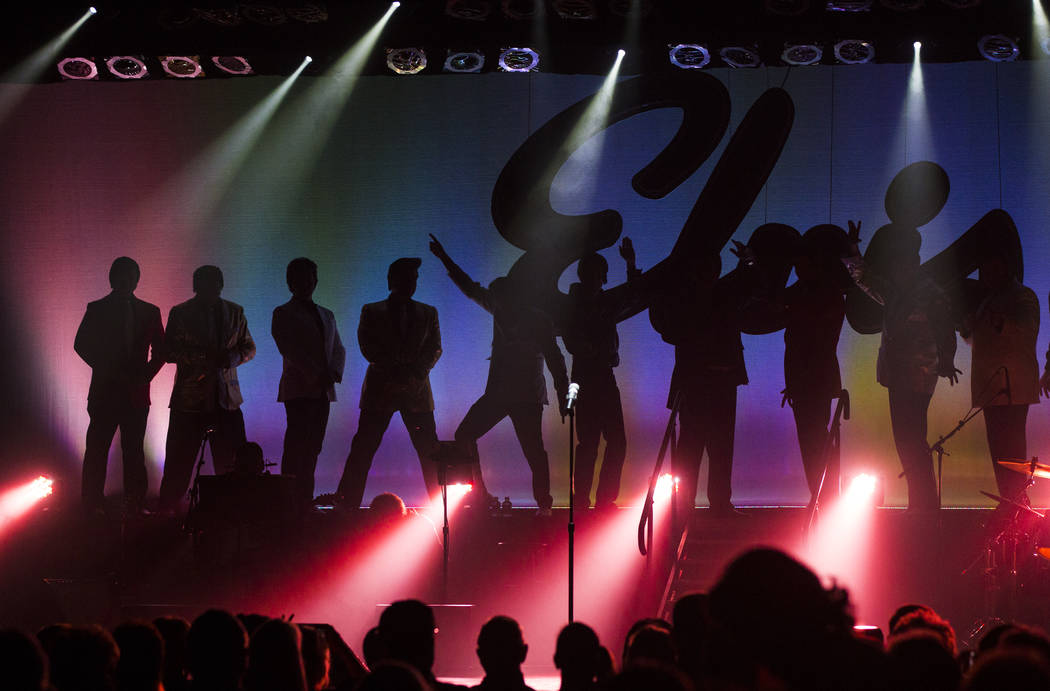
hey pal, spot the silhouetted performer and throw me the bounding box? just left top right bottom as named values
left=783, top=227, right=848, bottom=502
left=337, top=258, right=442, bottom=509
left=74, top=257, right=165, bottom=514
left=844, top=222, right=958, bottom=510
left=473, top=616, right=535, bottom=691
left=272, top=258, right=346, bottom=508
left=429, top=235, right=569, bottom=515
left=159, top=266, right=255, bottom=512
left=649, top=244, right=756, bottom=515
left=562, top=239, right=643, bottom=509
left=965, top=249, right=1040, bottom=501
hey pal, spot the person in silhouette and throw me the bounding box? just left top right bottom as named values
left=561, top=239, right=643, bottom=510
left=246, top=619, right=307, bottom=691
left=843, top=222, right=958, bottom=511
left=74, top=257, right=165, bottom=514
left=337, top=258, right=442, bottom=509
left=473, top=616, right=534, bottom=691
left=159, top=266, right=255, bottom=513
left=186, top=610, right=249, bottom=691
left=113, top=620, right=165, bottom=691
left=377, top=600, right=467, bottom=691
left=965, top=248, right=1040, bottom=502
left=554, top=622, right=603, bottom=691
left=272, top=258, right=345, bottom=508
left=429, top=235, right=569, bottom=515
left=782, top=226, right=849, bottom=503
left=649, top=242, right=758, bottom=516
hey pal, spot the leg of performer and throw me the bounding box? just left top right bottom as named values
left=985, top=404, right=1030, bottom=502
left=792, top=395, right=833, bottom=501
left=454, top=394, right=508, bottom=503
left=159, top=410, right=205, bottom=512
left=82, top=401, right=120, bottom=511
left=209, top=408, right=246, bottom=475
left=594, top=380, right=627, bottom=508
left=118, top=404, right=150, bottom=512
left=402, top=409, right=441, bottom=500
left=675, top=390, right=707, bottom=511
left=573, top=388, right=601, bottom=510
left=888, top=387, right=937, bottom=510
left=338, top=407, right=395, bottom=509
left=705, top=381, right=738, bottom=513
left=508, top=402, right=552, bottom=511
left=282, top=398, right=331, bottom=507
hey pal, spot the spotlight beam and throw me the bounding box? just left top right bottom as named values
left=142, top=56, right=313, bottom=229
left=0, top=8, right=97, bottom=124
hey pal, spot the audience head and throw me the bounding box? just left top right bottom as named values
left=233, top=443, right=266, bottom=476
left=887, top=631, right=960, bottom=691
left=621, top=619, right=674, bottom=669
left=554, top=622, right=601, bottom=688
left=356, top=661, right=430, bottom=691
left=888, top=604, right=935, bottom=636
left=387, top=258, right=420, bottom=299
left=192, top=265, right=224, bottom=302
left=40, top=624, right=119, bottom=691
left=377, top=600, right=437, bottom=679
left=187, top=609, right=248, bottom=691
left=246, top=619, right=306, bottom=691
left=286, top=258, right=319, bottom=300
left=362, top=626, right=385, bottom=670
left=964, top=649, right=1050, bottom=691
left=476, top=616, right=527, bottom=678
left=0, top=628, right=48, bottom=691
left=370, top=492, right=408, bottom=523
left=152, top=617, right=190, bottom=691
left=109, top=257, right=141, bottom=295
left=113, top=621, right=164, bottom=691
left=889, top=608, right=956, bottom=656
left=298, top=626, right=330, bottom=691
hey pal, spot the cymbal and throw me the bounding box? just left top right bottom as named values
left=980, top=490, right=1045, bottom=519
left=996, top=458, right=1050, bottom=480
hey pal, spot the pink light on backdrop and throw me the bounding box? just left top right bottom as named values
left=797, top=471, right=880, bottom=621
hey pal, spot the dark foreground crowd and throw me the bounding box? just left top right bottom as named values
left=3, top=548, right=1050, bottom=691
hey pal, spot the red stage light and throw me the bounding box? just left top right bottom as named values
left=654, top=473, right=675, bottom=502
left=0, top=475, right=54, bottom=529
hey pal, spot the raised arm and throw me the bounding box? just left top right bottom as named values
left=429, top=233, right=495, bottom=313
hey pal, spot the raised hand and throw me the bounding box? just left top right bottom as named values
left=428, top=233, right=448, bottom=260
left=619, top=236, right=636, bottom=267
left=730, top=239, right=756, bottom=266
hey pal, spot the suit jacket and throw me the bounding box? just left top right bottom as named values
left=74, top=292, right=165, bottom=408
left=166, top=297, right=256, bottom=412
left=272, top=298, right=346, bottom=402
left=446, top=264, right=568, bottom=407
left=358, top=297, right=441, bottom=412
left=971, top=280, right=1040, bottom=407
left=783, top=279, right=845, bottom=401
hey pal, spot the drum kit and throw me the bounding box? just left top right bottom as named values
left=965, top=457, right=1050, bottom=640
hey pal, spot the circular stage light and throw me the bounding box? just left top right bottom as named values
left=978, top=34, right=1019, bottom=62
left=781, top=43, right=823, bottom=65
left=286, top=2, right=328, bottom=23
left=106, top=56, right=148, bottom=79
left=195, top=7, right=243, bottom=25
left=387, top=47, right=427, bottom=75
left=720, top=46, right=761, bottom=68
left=501, top=0, right=537, bottom=19
left=446, top=0, right=492, bottom=20
left=211, top=56, right=254, bottom=75
left=826, top=1, right=872, bottom=9
left=669, top=43, right=710, bottom=69
left=242, top=3, right=287, bottom=25
left=498, top=47, right=540, bottom=72
left=161, top=56, right=204, bottom=78
left=553, top=0, right=597, bottom=19
left=834, top=39, right=875, bottom=64
left=57, top=57, right=98, bottom=80
left=444, top=50, right=485, bottom=73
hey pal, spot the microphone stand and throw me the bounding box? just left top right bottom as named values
left=567, top=404, right=575, bottom=622
left=803, top=389, right=849, bottom=537
left=638, top=392, right=681, bottom=556
left=183, top=427, right=213, bottom=534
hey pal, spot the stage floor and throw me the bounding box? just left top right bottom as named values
left=1, top=503, right=1048, bottom=677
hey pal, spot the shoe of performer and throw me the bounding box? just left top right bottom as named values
left=536, top=506, right=553, bottom=517
left=593, top=501, right=618, bottom=513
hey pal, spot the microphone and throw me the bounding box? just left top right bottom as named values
left=566, top=382, right=580, bottom=411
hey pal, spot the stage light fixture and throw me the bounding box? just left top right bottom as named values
left=781, top=43, right=823, bottom=65
left=286, top=2, right=328, bottom=23
left=446, top=0, right=492, bottom=20
left=444, top=50, right=485, bottom=72
left=834, top=39, right=875, bottom=63
left=553, top=0, right=597, bottom=19
left=106, top=56, right=148, bottom=79
left=720, top=46, right=762, bottom=67
left=501, top=0, right=537, bottom=19
left=211, top=56, right=254, bottom=75
left=880, top=0, right=924, bottom=10
left=826, top=0, right=872, bottom=9
left=498, top=47, right=540, bottom=71
left=242, top=3, right=287, bottom=25
left=978, top=34, right=1019, bottom=61
left=669, top=43, right=710, bottom=69
left=386, top=47, right=427, bottom=74
left=195, top=7, right=243, bottom=26
left=89, top=6, right=98, bottom=13
left=765, top=0, right=811, bottom=15
left=160, top=56, right=204, bottom=78
left=57, top=57, right=98, bottom=80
